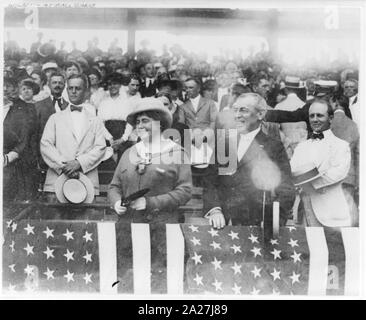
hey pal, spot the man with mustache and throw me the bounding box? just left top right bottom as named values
left=35, top=72, right=68, bottom=136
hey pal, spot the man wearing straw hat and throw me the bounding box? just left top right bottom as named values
left=203, top=93, right=295, bottom=229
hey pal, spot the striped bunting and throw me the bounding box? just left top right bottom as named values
left=2, top=219, right=359, bottom=296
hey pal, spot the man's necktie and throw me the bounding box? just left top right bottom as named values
left=308, top=131, right=324, bottom=140
left=53, top=97, right=64, bottom=110
left=70, top=105, right=83, bottom=112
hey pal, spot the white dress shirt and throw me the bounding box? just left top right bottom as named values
left=51, top=95, right=67, bottom=113
left=190, top=95, right=201, bottom=113
left=69, top=105, right=86, bottom=142
left=237, top=127, right=261, bottom=162
left=349, top=94, right=359, bottom=129
left=145, top=77, right=155, bottom=87
left=217, top=87, right=228, bottom=108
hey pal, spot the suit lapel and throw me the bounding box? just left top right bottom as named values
left=196, top=96, right=205, bottom=113
left=237, top=130, right=266, bottom=169
left=185, top=100, right=196, bottom=115
left=61, top=99, right=69, bottom=110
left=77, top=110, right=93, bottom=146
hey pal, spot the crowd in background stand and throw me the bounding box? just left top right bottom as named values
left=3, top=33, right=360, bottom=227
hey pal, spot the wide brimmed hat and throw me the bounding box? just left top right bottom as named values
left=292, top=164, right=323, bottom=186
left=127, top=97, right=173, bottom=128
left=285, top=76, right=305, bottom=89
left=54, top=173, right=94, bottom=204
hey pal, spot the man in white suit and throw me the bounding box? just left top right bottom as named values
left=41, top=74, right=106, bottom=200
left=290, top=99, right=351, bottom=227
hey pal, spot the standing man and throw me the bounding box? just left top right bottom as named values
left=140, top=63, right=157, bottom=97
left=203, top=93, right=295, bottom=228
left=343, top=79, right=359, bottom=128
left=290, top=100, right=351, bottom=227
left=40, top=74, right=106, bottom=202
left=180, top=77, right=217, bottom=146
left=35, top=72, right=68, bottom=140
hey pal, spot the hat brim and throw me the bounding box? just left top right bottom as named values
left=54, top=173, right=95, bottom=204
left=285, top=84, right=305, bottom=89
left=127, top=108, right=172, bottom=128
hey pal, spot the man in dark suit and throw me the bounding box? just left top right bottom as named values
left=180, top=77, right=217, bottom=146
left=35, top=72, right=68, bottom=141
left=203, top=93, right=296, bottom=228
left=342, top=78, right=359, bottom=128
left=35, top=72, right=68, bottom=171
left=140, top=63, right=157, bottom=97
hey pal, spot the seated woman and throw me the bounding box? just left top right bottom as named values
left=108, top=97, right=192, bottom=224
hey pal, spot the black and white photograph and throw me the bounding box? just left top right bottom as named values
left=1, top=0, right=364, bottom=300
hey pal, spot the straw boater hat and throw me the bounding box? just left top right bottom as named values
left=54, top=173, right=94, bottom=204
left=292, top=163, right=323, bottom=186
left=41, top=62, right=58, bottom=71
left=126, top=97, right=173, bottom=129
left=313, top=80, right=338, bottom=97
left=284, top=76, right=305, bottom=89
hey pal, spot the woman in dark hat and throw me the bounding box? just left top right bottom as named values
left=108, top=97, right=192, bottom=224
left=3, top=78, right=38, bottom=217
left=18, top=78, right=40, bottom=104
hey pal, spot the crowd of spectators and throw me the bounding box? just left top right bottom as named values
left=3, top=33, right=360, bottom=227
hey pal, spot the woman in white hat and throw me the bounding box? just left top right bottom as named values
left=108, top=97, right=192, bottom=224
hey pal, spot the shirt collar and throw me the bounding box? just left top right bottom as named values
left=322, top=129, right=332, bottom=138
left=349, top=94, right=358, bottom=104
left=311, top=128, right=332, bottom=140
left=190, top=94, right=201, bottom=104
left=240, top=126, right=261, bottom=139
